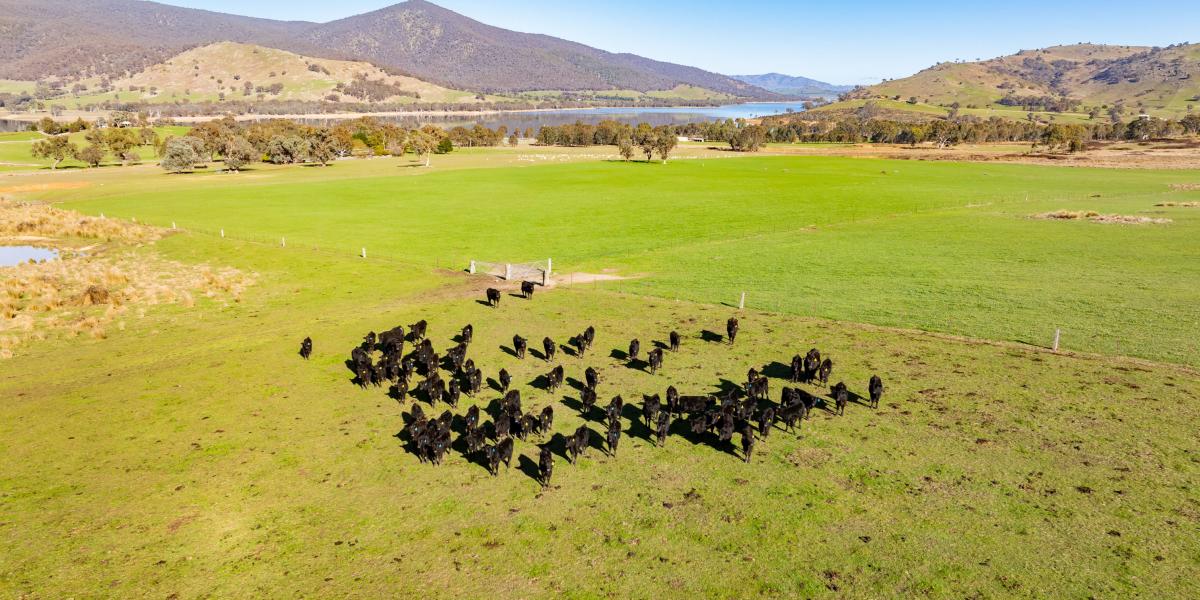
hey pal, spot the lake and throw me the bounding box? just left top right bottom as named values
left=0, top=246, right=58, bottom=267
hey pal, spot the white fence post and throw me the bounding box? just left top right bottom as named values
left=469, top=260, right=476, bottom=274
left=547, top=258, right=553, bottom=279
left=220, top=229, right=225, bottom=238
left=361, top=247, right=367, bottom=259
left=505, top=263, right=512, bottom=280
left=281, top=237, right=286, bottom=248
left=739, top=292, right=746, bottom=310
left=1053, top=328, right=1061, bottom=352
left=171, top=221, right=176, bottom=230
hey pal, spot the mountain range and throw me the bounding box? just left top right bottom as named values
left=0, top=0, right=775, bottom=99
left=731, top=73, right=852, bottom=97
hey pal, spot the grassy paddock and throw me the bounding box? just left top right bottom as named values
left=35, top=154, right=1200, bottom=366
left=1, top=150, right=1198, bottom=597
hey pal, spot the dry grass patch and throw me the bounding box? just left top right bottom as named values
left=1, top=252, right=254, bottom=357
left=1155, top=201, right=1200, bottom=207
left=0, top=198, right=161, bottom=242
left=1167, top=183, right=1200, bottom=191
left=1034, top=210, right=1172, bottom=225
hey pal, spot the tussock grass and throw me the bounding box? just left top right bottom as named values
left=0, top=198, right=161, bottom=242
left=0, top=202, right=253, bottom=357
left=1034, top=210, right=1172, bottom=224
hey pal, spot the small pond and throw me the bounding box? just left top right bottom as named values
left=0, top=246, right=59, bottom=267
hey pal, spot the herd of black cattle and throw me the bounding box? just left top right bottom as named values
left=300, top=286, right=885, bottom=488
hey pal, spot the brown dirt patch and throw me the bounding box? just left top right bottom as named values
left=0, top=182, right=91, bottom=195
left=1034, top=211, right=1171, bottom=225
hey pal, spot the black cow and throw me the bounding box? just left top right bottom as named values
left=410, top=320, right=428, bottom=342
left=790, top=355, right=803, bottom=382
left=495, top=413, right=511, bottom=440
left=300, top=337, right=313, bottom=360
left=606, top=396, right=624, bottom=427
left=585, top=366, right=600, bottom=390
left=757, top=407, right=775, bottom=438
left=498, top=437, right=514, bottom=470
left=689, top=414, right=708, bottom=435
left=583, top=326, right=596, bottom=348
left=499, top=368, right=512, bottom=392
left=669, top=331, right=681, bottom=352
left=665, top=386, right=679, bottom=414
left=431, top=429, right=451, bottom=466
left=503, top=390, right=522, bottom=417
left=804, top=349, right=821, bottom=383
left=517, top=414, right=536, bottom=441
left=486, top=288, right=502, bottom=307
left=539, top=406, right=554, bottom=436
left=513, top=336, right=528, bottom=360
left=521, top=280, right=536, bottom=299
left=718, top=415, right=736, bottom=443
left=832, top=382, right=849, bottom=416
left=655, top=411, right=671, bottom=446
left=869, top=375, right=884, bottom=409
left=543, top=337, right=556, bottom=362
left=642, top=395, right=661, bottom=428
left=547, top=365, right=564, bottom=392
left=740, top=426, right=755, bottom=463
left=392, top=379, right=408, bottom=402
left=647, top=348, right=663, bottom=374
left=446, top=380, right=461, bottom=408
left=485, top=444, right=501, bottom=476
left=539, top=446, right=554, bottom=487
left=569, top=425, right=590, bottom=464
left=461, top=324, right=473, bottom=344
left=778, top=403, right=804, bottom=434
left=465, top=405, right=481, bottom=432
left=581, top=387, right=598, bottom=416
left=628, top=339, right=641, bottom=362
left=464, top=428, right=486, bottom=455
left=362, top=331, right=376, bottom=352
left=818, top=358, right=833, bottom=386
left=606, top=421, right=622, bottom=457
left=726, top=317, right=739, bottom=345
left=467, top=369, right=483, bottom=396
left=677, top=395, right=711, bottom=415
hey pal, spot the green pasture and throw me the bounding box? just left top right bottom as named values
left=41, top=154, right=1200, bottom=366
left=2, top=149, right=1199, bottom=597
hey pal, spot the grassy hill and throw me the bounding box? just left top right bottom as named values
left=834, top=43, right=1200, bottom=121
left=49, top=42, right=489, bottom=108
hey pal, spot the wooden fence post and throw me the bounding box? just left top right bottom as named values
left=505, top=264, right=512, bottom=280
left=739, top=292, right=746, bottom=310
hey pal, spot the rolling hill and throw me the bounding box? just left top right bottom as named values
left=731, top=73, right=853, bottom=97
left=0, top=0, right=775, bottom=99
left=54, top=42, right=486, bottom=107
left=841, top=43, right=1200, bottom=118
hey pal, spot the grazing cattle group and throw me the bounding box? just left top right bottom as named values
left=304, top=278, right=890, bottom=490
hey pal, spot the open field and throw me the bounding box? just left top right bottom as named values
left=2, top=146, right=1199, bottom=597
left=19, top=150, right=1200, bottom=366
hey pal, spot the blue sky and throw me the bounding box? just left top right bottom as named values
left=161, top=1, right=1199, bottom=85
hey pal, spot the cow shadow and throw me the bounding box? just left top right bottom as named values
left=560, top=344, right=581, bottom=358
left=517, top=453, right=542, bottom=482
left=545, top=433, right=570, bottom=462
left=475, top=300, right=494, bottom=308
left=530, top=348, right=549, bottom=361
left=565, top=377, right=586, bottom=392
left=700, top=330, right=724, bottom=343
left=609, top=349, right=628, bottom=361
left=716, top=379, right=745, bottom=398
left=529, top=374, right=553, bottom=391
left=651, top=340, right=670, bottom=351
left=625, top=359, right=648, bottom=372
left=487, top=377, right=504, bottom=392
left=559, top=396, right=598, bottom=421
left=500, top=345, right=520, bottom=359
left=762, top=361, right=793, bottom=380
